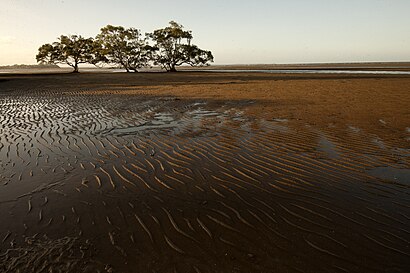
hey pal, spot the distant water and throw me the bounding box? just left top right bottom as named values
left=195, top=69, right=410, bottom=75
left=2, top=69, right=410, bottom=75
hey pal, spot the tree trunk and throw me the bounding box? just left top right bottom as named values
left=169, top=66, right=177, bottom=72
left=73, top=63, right=79, bottom=73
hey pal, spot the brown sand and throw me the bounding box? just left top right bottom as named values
left=0, top=72, right=409, bottom=273
left=76, top=72, right=410, bottom=144
left=7, top=71, right=405, bottom=146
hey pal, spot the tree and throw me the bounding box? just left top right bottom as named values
left=36, top=35, right=96, bottom=73
left=148, top=21, right=214, bottom=72
left=95, top=25, right=152, bottom=72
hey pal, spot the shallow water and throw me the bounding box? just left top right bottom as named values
left=0, top=84, right=409, bottom=273
left=317, top=134, right=340, bottom=159
left=196, top=69, right=410, bottom=75
left=366, top=166, right=410, bottom=185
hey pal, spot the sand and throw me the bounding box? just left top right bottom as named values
left=0, top=71, right=409, bottom=273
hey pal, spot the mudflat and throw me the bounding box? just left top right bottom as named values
left=0, top=72, right=409, bottom=273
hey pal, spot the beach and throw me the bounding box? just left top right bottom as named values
left=0, top=71, right=409, bottom=272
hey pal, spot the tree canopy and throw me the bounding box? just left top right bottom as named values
left=95, top=25, right=152, bottom=72
left=36, top=21, right=214, bottom=73
left=36, top=35, right=96, bottom=73
left=149, top=21, right=214, bottom=72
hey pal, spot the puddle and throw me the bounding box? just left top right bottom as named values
left=366, top=167, right=410, bottom=185
left=372, top=137, right=386, bottom=149
left=317, top=135, right=340, bottom=159
left=348, top=125, right=361, bottom=133
left=192, top=102, right=207, bottom=106
left=272, top=118, right=288, bottom=123
left=260, top=119, right=288, bottom=132
left=105, top=112, right=180, bottom=136
left=188, top=108, right=221, bottom=119
left=102, top=106, right=228, bottom=136
left=152, top=112, right=174, bottom=124
left=232, top=110, right=247, bottom=122
left=109, top=115, right=179, bottom=135
left=111, top=122, right=179, bottom=135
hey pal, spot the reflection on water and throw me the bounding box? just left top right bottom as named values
left=366, top=166, right=410, bottom=185
left=0, top=88, right=409, bottom=273
left=317, top=135, right=340, bottom=159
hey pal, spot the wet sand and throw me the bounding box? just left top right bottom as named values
left=0, top=72, right=409, bottom=273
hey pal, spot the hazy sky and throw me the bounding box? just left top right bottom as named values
left=1, top=0, right=409, bottom=65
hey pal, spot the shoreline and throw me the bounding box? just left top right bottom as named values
left=2, top=61, right=410, bottom=75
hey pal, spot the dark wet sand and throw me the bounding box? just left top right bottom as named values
left=0, top=72, right=409, bottom=273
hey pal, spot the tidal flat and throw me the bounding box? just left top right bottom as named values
left=0, top=72, right=409, bottom=273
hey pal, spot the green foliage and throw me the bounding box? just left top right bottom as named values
left=148, top=21, right=213, bottom=72
left=95, top=25, right=152, bottom=72
left=36, top=35, right=96, bottom=72
left=36, top=22, right=214, bottom=73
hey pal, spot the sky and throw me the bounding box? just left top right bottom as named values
left=0, top=0, right=409, bottom=65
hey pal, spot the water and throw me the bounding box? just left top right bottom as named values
left=366, top=166, right=410, bottom=185
left=2, top=69, right=410, bottom=75
left=194, top=69, right=410, bottom=75
left=317, top=135, right=340, bottom=159
left=1, top=69, right=410, bottom=273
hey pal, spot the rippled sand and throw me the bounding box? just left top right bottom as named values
left=0, top=72, right=409, bottom=273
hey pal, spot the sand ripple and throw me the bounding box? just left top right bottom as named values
left=0, top=81, right=409, bottom=273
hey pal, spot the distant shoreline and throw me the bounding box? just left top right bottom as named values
left=1, top=62, right=410, bottom=75
left=0, top=64, right=60, bottom=70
